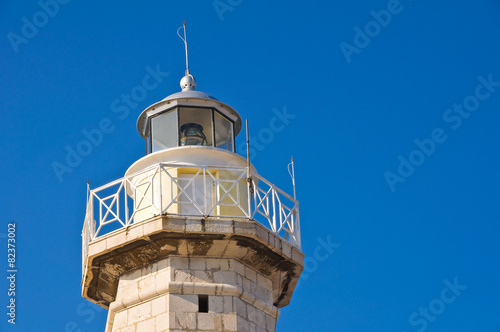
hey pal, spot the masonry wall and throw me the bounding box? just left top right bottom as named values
left=107, top=255, right=278, bottom=332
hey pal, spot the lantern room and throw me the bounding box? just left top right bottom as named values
left=136, top=74, right=242, bottom=154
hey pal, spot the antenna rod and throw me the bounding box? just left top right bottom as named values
left=183, top=21, right=189, bottom=75
left=246, top=119, right=250, bottom=173
left=289, top=156, right=297, bottom=200
left=177, top=21, right=190, bottom=76
left=246, top=119, right=254, bottom=213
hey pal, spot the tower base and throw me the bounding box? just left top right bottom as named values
left=82, top=216, right=304, bottom=332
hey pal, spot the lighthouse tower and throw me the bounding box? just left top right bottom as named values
left=81, top=26, right=303, bottom=332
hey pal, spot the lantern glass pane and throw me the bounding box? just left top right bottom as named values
left=214, top=111, right=234, bottom=152
left=151, top=108, right=178, bottom=152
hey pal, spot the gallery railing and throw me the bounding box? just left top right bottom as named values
left=82, top=163, right=300, bottom=274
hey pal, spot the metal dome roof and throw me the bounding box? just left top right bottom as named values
left=161, top=89, right=218, bottom=102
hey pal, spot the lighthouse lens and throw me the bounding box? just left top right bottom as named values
left=179, top=107, right=214, bottom=146
left=180, top=123, right=207, bottom=146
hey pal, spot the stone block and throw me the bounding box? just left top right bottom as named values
left=123, top=268, right=142, bottom=283
left=157, top=257, right=170, bottom=271
left=169, top=294, right=198, bottom=313
left=255, top=224, right=269, bottom=244
left=169, top=256, right=189, bottom=270
left=174, top=312, right=197, bottom=330
left=112, top=310, right=128, bottom=330
left=223, top=313, right=238, bottom=331
left=118, top=276, right=135, bottom=290
left=149, top=261, right=159, bottom=274
left=245, top=267, right=257, bottom=283
left=214, top=313, right=224, bottom=331
left=167, top=312, right=177, bottom=329
left=116, top=281, right=138, bottom=302
left=143, top=218, right=162, bottom=235
left=222, top=296, right=233, bottom=312
left=231, top=259, right=245, bottom=276
left=152, top=295, right=168, bottom=317
left=282, top=242, right=292, bottom=259
left=236, top=315, right=250, bottom=332
left=107, top=231, right=127, bottom=250
left=206, top=258, right=221, bottom=270
left=265, top=313, right=277, bottom=332
left=266, top=234, right=276, bottom=249
left=236, top=274, right=243, bottom=289
left=189, top=257, right=206, bottom=270
left=242, top=278, right=251, bottom=293
left=291, top=247, right=304, bottom=264
left=125, top=224, right=143, bottom=243
left=233, top=221, right=257, bottom=237
left=204, top=220, right=234, bottom=234
left=252, top=284, right=269, bottom=303
left=197, top=312, right=216, bottom=331
left=220, top=258, right=230, bottom=271
left=88, top=238, right=107, bottom=257
left=246, top=305, right=257, bottom=324
left=193, top=270, right=213, bottom=284
left=155, top=267, right=173, bottom=288
left=136, top=317, right=156, bottom=331
left=213, top=271, right=236, bottom=284
left=209, top=295, right=224, bottom=313
left=257, top=274, right=272, bottom=291
left=234, top=298, right=247, bottom=319
left=127, top=302, right=151, bottom=324
left=163, top=217, right=186, bottom=232
left=155, top=312, right=170, bottom=331
left=138, top=274, right=156, bottom=301
left=186, top=219, right=203, bottom=232
left=174, top=269, right=192, bottom=283
left=140, top=264, right=154, bottom=278
left=254, top=309, right=266, bottom=329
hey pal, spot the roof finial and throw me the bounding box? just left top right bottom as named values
left=177, top=21, right=196, bottom=91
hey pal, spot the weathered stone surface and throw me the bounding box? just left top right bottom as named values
left=106, top=254, right=282, bottom=331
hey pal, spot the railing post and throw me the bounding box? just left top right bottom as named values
left=90, top=192, right=95, bottom=240
left=159, top=164, right=163, bottom=215
left=272, top=187, right=277, bottom=233
left=203, top=167, right=207, bottom=216
left=296, top=206, right=301, bottom=249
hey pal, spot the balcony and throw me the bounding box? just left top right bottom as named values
left=82, top=162, right=301, bottom=276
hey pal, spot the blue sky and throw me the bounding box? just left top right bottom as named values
left=1, top=0, right=500, bottom=331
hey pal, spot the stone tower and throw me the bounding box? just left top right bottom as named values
left=81, top=27, right=303, bottom=332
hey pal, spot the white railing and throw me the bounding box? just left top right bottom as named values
left=82, top=163, right=300, bottom=274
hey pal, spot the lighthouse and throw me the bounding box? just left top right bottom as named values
left=81, top=24, right=303, bottom=332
